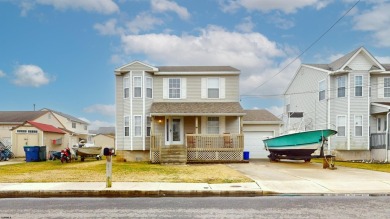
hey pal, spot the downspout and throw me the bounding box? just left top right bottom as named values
left=142, top=71, right=145, bottom=151
left=386, top=111, right=390, bottom=163
left=347, top=74, right=351, bottom=150
left=130, top=71, right=133, bottom=151
left=327, top=74, right=331, bottom=154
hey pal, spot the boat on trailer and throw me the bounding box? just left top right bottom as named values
left=263, top=129, right=337, bottom=162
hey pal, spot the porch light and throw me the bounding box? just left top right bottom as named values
left=158, top=119, right=162, bottom=123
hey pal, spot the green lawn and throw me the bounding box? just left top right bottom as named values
left=0, top=159, right=252, bottom=183
left=312, top=159, right=390, bottom=173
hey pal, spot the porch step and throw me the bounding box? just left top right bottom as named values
left=160, top=145, right=187, bottom=165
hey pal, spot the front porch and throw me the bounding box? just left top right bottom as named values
left=150, top=134, right=244, bottom=163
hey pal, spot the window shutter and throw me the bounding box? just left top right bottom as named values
left=163, top=78, right=168, bottom=99
left=201, top=78, right=207, bottom=99
left=220, top=78, right=225, bottom=99
left=181, top=78, right=187, bottom=99
left=378, top=77, right=384, bottom=98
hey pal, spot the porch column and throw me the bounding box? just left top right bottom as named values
left=151, top=117, right=154, bottom=136
left=195, top=116, right=199, bottom=134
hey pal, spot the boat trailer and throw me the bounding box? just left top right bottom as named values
left=268, top=137, right=336, bottom=169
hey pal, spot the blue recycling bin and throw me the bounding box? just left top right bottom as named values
left=243, top=151, right=250, bottom=160
left=24, top=146, right=40, bottom=162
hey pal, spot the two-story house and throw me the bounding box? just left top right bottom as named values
left=284, top=47, right=390, bottom=161
left=115, top=61, right=250, bottom=163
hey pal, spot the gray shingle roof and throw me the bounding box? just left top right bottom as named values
left=157, top=66, right=240, bottom=73
left=151, top=102, right=245, bottom=115
left=0, top=111, right=48, bottom=124
left=243, top=109, right=281, bottom=122
left=41, top=108, right=88, bottom=124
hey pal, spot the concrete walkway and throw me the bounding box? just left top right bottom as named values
left=1, top=159, right=390, bottom=197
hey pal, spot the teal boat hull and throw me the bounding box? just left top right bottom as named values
left=263, top=129, right=337, bottom=157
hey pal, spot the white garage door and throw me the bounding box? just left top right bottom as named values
left=244, top=131, right=274, bottom=159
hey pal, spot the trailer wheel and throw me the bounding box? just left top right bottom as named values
left=81, top=157, right=85, bottom=162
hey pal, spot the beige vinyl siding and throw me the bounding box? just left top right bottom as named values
left=348, top=52, right=375, bottom=70
left=115, top=75, right=125, bottom=150
left=153, top=75, right=239, bottom=102
left=225, top=116, right=240, bottom=133
left=122, top=62, right=155, bottom=71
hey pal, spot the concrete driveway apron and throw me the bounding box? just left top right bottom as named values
left=227, top=159, right=390, bottom=195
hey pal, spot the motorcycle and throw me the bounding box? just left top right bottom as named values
left=60, top=147, right=72, bottom=163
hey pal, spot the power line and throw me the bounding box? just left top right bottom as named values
left=241, top=0, right=361, bottom=96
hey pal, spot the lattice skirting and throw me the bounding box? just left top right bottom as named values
left=151, top=151, right=160, bottom=163
left=187, top=151, right=243, bottom=161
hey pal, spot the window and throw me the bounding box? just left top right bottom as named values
left=134, top=116, right=142, bottom=137
left=337, top=116, right=346, bottom=137
left=208, top=78, right=219, bottom=98
left=169, top=78, right=181, bottom=99
left=133, top=76, right=142, bottom=98
left=355, top=116, right=363, bottom=137
left=146, top=116, right=151, bottom=137
left=16, top=130, right=27, bottom=133
left=355, top=76, right=363, bottom=97
left=384, top=78, right=390, bottom=97
left=319, top=80, right=326, bottom=101
left=337, top=76, right=346, bottom=97
left=84, top=125, right=87, bottom=131
left=72, top=122, right=76, bottom=129
left=207, top=117, right=219, bottom=134
left=124, top=116, right=129, bottom=137
left=146, top=77, right=153, bottom=98
left=123, top=77, right=129, bottom=98
left=378, top=118, right=382, bottom=132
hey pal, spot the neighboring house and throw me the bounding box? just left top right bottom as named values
left=41, top=108, right=89, bottom=147
left=242, top=110, right=282, bottom=159
left=11, top=121, right=66, bottom=157
left=0, top=111, right=62, bottom=148
left=92, top=134, right=115, bottom=149
left=115, top=61, right=247, bottom=163
left=284, top=47, right=390, bottom=161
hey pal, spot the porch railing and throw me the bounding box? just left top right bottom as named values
left=370, top=133, right=387, bottom=149
left=185, top=134, right=244, bottom=150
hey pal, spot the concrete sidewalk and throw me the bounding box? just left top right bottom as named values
left=1, top=159, right=390, bottom=197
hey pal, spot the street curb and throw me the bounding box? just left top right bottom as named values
left=0, top=190, right=266, bottom=198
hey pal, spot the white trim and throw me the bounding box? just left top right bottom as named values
left=130, top=71, right=133, bottom=150
left=336, top=115, right=347, bottom=137
left=142, top=71, right=145, bottom=151
left=347, top=74, right=350, bottom=150
left=339, top=47, right=386, bottom=72
left=134, top=115, right=142, bottom=137
left=115, top=60, right=158, bottom=73
left=367, top=74, right=371, bottom=150
left=155, top=71, right=239, bottom=75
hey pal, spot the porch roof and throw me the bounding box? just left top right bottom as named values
left=150, top=102, right=245, bottom=116
left=371, top=102, right=390, bottom=115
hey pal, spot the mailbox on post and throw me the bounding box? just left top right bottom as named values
left=104, top=148, right=115, bottom=156
left=104, top=147, right=114, bottom=188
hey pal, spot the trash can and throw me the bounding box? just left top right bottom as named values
left=243, top=151, right=250, bottom=160
left=39, top=146, right=47, bottom=161
left=24, top=146, right=40, bottom=162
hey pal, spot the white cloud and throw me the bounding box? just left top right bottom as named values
left=126, top=12, right=164, bottom=34
left=21, top=0, right=119, bottom=15
left=84, top=104, right=115, bottom=117
left=235, top=17, right=255, bottom=32
left=220, top=0, right=331, bottom=14
left=377, top=56, right=390, bottom=64
left=352, top=2, right=390, bottom=47
left=0, top=70, right=6, bottom=78
left=119, top=25, right=298, bottom=96
left=13, top=64, right=51, bottom=87
left=266, top=105, right=284, bottom=118
left=94, top=19, right=123, bottom=36
left=151, top=0, right=190, bottom=20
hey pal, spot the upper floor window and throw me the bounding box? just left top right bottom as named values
left=169, top=78, right=181, bottom=99
left=207, top=117, right=219, bottom=134
left=133, top=76, right=142, bottom=98
left=124, top=116, right=129, bottom=137
left=378, top=118, right=382, bottom=132
left=337, top=115, right=346, bottom=137
left=208, top=78, right=219, bottom=98
left=319, top=80, right=326, bottom=101
left=134, top=116, right=142, bottom=137
left=384, top=78, right=390, bottom=97
left=337, top=76, right=346, bottom=98
left=146, top=77, right=153, bottom=98
left=355, top=76, right=363, bottom=97
left=354, top=115, right=363, bottom=137
left=72, top=122, right=76, bottom=129
left=123, top=77, right=130, bottom=98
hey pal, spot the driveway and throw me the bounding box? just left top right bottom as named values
left=228, top=159, right=390, bottom=194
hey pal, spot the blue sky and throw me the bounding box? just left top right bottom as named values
left=1, top=0, right=390, bottom=129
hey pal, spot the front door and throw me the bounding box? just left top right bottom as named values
left=165, top=117, right=183, bottom=145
